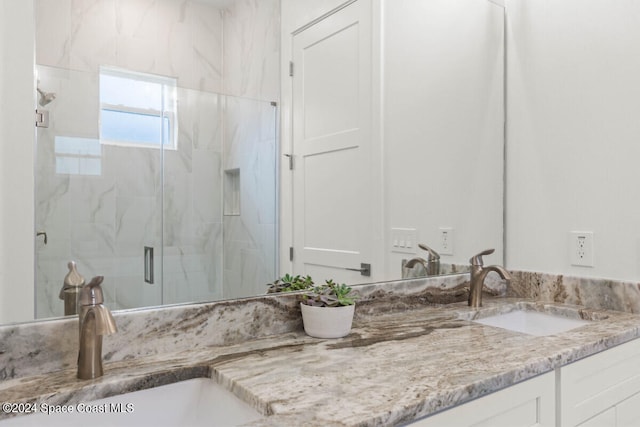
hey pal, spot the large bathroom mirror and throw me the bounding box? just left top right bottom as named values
left=32, top=0, right=282, bottom=319
left=0, top=0, right=506, bottom=324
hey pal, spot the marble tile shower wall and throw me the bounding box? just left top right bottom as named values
left=34, top=0, right=280, bottom=318
left=34, top=67, right=226, bottom=316
left=35, top=0, right=224, bottom=93
left=161, top=87, right=225, bottom=306
left=220, top=0, right=280, bottom=299
left=222, top=96, right=277, bottom=299
left=223, top=0, right=280, bottom=101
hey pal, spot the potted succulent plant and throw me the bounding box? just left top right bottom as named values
left=266, top=274, right=314, bottom=294
left=299, top=280, right=357, bottom=338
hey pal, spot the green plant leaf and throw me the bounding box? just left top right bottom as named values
left=300, top=279, right=357, bottom=307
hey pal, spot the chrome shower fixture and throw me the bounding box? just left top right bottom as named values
left=37, top=86, right=56, bottom=106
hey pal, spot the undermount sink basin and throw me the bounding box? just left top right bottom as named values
left=474, top=310, right=591, bottom=336
left=466, top=302, right=601, bottom=336
left=0, top=378, right=263, bottom=427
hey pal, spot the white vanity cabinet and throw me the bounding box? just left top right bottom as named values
left=407, top=371, right=555, bottom=427
left=408, top=337, right=640, bottom=427
left=560, top=338, right=640, bottom=427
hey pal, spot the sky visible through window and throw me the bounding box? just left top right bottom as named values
left=100, top=109, right=170, bottom=145
left=99, top=68, right=177, bottom=149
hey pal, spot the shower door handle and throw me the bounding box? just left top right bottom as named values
left=144, top=246, right=154, bottom=284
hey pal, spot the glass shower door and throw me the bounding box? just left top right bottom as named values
left=221, top=95, right=278, bottom=300
left=34, top=65, right=164, bottom=318
left=33, top=70, right=280, bottom=318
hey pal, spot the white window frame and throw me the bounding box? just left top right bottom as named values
left=99, top=67, right=178, bottom=150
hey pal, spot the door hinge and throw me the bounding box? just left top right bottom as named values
left=35, top=109, right=49, bottom=128
left=284, top=154, right=293, bottom=170
left=289, top=247, right=294, bottom=261
left=289, top=61, right=294, bottom=77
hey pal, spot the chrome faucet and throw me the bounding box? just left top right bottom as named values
left=418, top=243, right=440, bottom=276
left=77, top=276, right=117, bottom=380
left=402, top=243, right=441, bottom=278
left=60, top=261, right=85, bottom=316
left=468, top=249, right=511, bottom=308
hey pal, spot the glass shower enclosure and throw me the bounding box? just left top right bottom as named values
left=34, top=63, right=277, bottom=318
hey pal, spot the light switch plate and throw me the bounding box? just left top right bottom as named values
left=391, top=228, right=418, bottom=254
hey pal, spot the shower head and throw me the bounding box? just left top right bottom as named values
left=37, top=87, right=56, bottom=106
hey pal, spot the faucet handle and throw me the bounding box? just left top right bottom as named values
left=79, top=276, right=105, bottom=306
left=418, top=243, right=440, bottom=261
left=470, top=249, right=495, bottom=266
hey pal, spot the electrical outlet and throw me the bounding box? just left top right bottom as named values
left=439, top=227, right=454, bottom=255
left=570, top=231, right=594, bottom=267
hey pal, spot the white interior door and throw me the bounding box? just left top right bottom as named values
left=291, top=0, right=378, bottom=284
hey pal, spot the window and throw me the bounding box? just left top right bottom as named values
left=99, top=67, right=177, bottom=149
left=55, top=136, right=102, bottom=176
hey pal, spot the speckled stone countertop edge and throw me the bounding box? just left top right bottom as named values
left=0, top=331, right=315, bottom=407
left=2, top=298, right=640, bottom=426
left=209, top=298, right=640, bottom=426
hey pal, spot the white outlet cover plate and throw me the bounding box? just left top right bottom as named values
left=439, top=227, right=454, bottom=255
left=570, top=231, right=594, bottom=267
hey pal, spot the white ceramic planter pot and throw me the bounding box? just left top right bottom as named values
left=300, top=303, right=355, bottom=338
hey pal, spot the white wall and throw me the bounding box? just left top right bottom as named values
left=506, top=0, right=640, bottom=281
left=0, top=0, right=35, bottom=323
left=384, top=0, right=505, bottom=278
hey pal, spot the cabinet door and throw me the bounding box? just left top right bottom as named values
left=576, top=407, right=616, bottom=427
left=617, top=391, right=640, bottom=427
left=408, top=372, right=555, bottom=427
left=561, top=339, right=640, bottom=426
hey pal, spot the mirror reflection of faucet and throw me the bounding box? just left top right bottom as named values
left=468, top=249, right=511, bottom=308
left=77, top=276, right=117, bottom=380
left=402, top=243, right=441, bottom=278
left=59, top=261, right=84, bottom=316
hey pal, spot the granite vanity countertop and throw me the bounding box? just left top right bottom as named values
left=2, top=298, right=640, bottom=426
